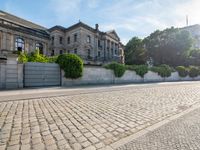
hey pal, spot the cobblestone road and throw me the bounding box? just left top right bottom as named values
left=1, top=82, right=200, bottom=150
left=116, top=106, right=200, bottom=150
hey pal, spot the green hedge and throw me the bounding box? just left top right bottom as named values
left=126, top=65, right=148, bottom=77
left=176, top=66, right=188, bottom=77
left=56, top=54, right=83, bottom=79
left=150, top=64, right=172, bottom=77
left=104, top=62, right=126, bottom=77
left=188, top=66, right=199, bottom=78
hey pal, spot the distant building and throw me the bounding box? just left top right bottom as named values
left=0, top=10, right=124, bottom=64
left=49, top=22, right=124, bottom=64
left=181, top=24, right=200, bottom=49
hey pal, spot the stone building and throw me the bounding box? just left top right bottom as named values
left=0, top=10, right=124, bottom=64
left=49, top=22, right=124, bottom=64
left=0, top=10, right=49, bottom=62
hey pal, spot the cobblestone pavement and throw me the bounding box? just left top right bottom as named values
left=116, top=106, right=200, bottom=150
left=1, top=82, right=200, bottom=150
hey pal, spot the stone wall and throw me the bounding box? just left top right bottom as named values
left=62, top=66, right=200, bottom=86
left=0, top=63, right=23, bottom=89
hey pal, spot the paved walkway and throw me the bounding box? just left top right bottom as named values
left=1, top=82, right=200, bottom=150
left=116, top=106, right=200, bottom=150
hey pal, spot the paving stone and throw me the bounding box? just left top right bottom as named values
left=1, top=83, right=200, bottom=149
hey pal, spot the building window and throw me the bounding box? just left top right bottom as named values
left=67, top=50, right=70, bottom=53
left=74, top=48, right=77, bottom=54
left=60, top=50, right=63, bottom=54
left=74, top=34, right=77, bottom=42
left=15, top=37, right=24, bottom=52
left=51, top=50, right=54, bottom=56
left=115, top=49, right=117, bottom=55
left=59, top=37, right=63, bottom=44
left=98, top=51, right=100, bottom=57
left=87, top=35, right=91, bottom=43
left=36, top=43, right=43, bottom=54
left=87, top=49, right=91, bottom=59
left=67, top=37, right=70, bottom=44
left=98, top=40, right=101, bottom=47
left=51, top=36, right=54, bottom=45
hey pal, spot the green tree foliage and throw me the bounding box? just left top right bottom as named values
left=144, top=27, right=193, bottom=66
left=18, top=52, right=28, bottom=63
left=56, top=54, right=83, bottom=79
left=28, top=49, right=48, bottom=63
left=104, top=62, right=126, bottom=78
left=188, top=49, right=200, bottom=66
left=125, top=37, right=147, bottom=65
left=17, top=50, right=57, bottom=63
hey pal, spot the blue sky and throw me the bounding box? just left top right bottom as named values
left=0, top=0, right=200, bottom=44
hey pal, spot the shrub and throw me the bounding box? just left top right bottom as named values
left=188, top=66, right=199, bottom=78
left=28, top=50, right=48, bottom=63
left=151, top=64, right=172, bottom=77
left=56, top=54, right=83, bottom=79
left=176, top=66, right=188, bottom=77
left=18, top=52, right=28, bottom=63
left=48, top=56, right=58, bottom=63
left=126, top=65, right=148, bottom=77
left=104, top=62, right=126, bottom=77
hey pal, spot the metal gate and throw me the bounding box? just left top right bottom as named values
left=24, top=62, right=61, bottom=87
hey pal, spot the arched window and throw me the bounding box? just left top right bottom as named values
left=36, top=43, right=43, bottom=54
left=15, top=37, right=24, bottom=52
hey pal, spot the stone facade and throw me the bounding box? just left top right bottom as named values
left=0, top=10, right=125, bottom=64
left=0, top=10, right=49, bottom=60
left=49, top=22, right=125, bottom=64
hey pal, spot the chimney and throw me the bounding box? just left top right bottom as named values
left=95, top=24, right=99, bottom=30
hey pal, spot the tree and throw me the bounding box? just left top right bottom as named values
left=144, top=27, right=193, bottom=66
left=125, top=37, right=147, bottom=65
left=188, top=49, right=200, bottom=66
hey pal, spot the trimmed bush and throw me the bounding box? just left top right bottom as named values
left=104, top=62, right=126, bottom=77
left=56, top=54, right=83, bottom=79
left=151, top=64, right=172, bottom=77
left=188, top=66, right=199, bottom=78
left=126, top=65, right=148, bottom=77
left=176, top=66, right=188, bottom=77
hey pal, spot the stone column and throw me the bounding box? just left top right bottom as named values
left=2, top=32, right=7, bottom=49
left=10, top=34, right=14, bottom=51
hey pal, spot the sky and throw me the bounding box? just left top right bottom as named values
left=0, top=0, right=200, bottom=44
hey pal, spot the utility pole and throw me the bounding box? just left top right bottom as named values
left=186, top=15, right=189, bottom=26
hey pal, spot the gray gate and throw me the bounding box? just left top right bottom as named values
left=24, top=62, right=61, bottom=87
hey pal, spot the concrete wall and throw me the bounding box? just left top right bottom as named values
left=0, top=63, right=23, bottom=89
left=62, top=66, right=200, bottom=86
left=24, top=62, right=60, bottom=87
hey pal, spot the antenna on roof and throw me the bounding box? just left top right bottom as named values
left=186, top=15, right=189, bottom=26
left=79, top=19, right=81, bottom=23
